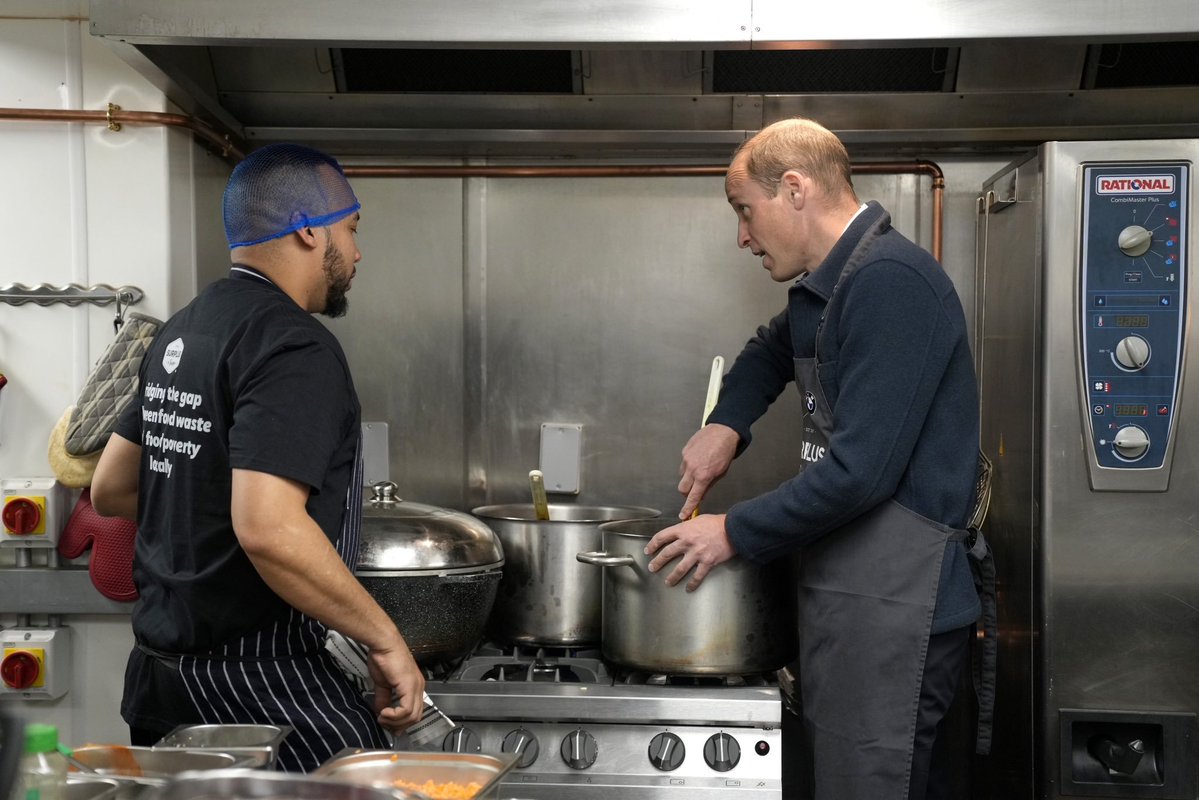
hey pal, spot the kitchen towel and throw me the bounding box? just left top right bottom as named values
left=324, top=630, right=454, bottom=748
left=56, top=488, right=138, bottom=602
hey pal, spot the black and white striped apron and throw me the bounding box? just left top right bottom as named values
left=175, top=436, right=389, bottom=772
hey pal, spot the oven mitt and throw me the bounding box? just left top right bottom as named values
left=65, top=312, right=162, bottom=457
left=56, top=488, right=138, bottom=602
left=48, top=406, right=103, bottom=489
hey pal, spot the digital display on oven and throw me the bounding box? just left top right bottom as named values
left=1114, top=403, right=1148, bottom=417
left=1113, top=314, right=1149, bottom=328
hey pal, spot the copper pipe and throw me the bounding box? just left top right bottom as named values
left=1, top=105, right=943, bottom=259
left=0, top=105, right=245, bottom=160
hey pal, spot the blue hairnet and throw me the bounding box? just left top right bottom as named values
left=223, top=143, right=360, bottom=249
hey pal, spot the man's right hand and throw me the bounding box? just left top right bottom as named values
left=367, top=636, right=426, bottom=732
left=677, top=423, right=740, bottom=519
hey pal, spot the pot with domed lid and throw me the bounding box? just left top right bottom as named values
left=356, top=481, right=504, bottom=667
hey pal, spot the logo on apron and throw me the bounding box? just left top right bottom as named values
left=804, top=390, right=817, bottom=414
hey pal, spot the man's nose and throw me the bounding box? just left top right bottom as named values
left=737, top=222, right=750, bottom=249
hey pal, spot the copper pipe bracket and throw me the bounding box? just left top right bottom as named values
left=106, top=103, right=122, bottom=132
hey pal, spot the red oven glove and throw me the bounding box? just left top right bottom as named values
left=56, top=488, right=139, bottom=602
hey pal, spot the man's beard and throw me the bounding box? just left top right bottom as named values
left=320, top=238, right=353, bottom=318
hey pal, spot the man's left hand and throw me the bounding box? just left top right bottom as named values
left=645, top=514, right=735, bottom=592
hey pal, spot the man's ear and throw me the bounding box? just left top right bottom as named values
left=780, top=170, right=806, bottom=209
left=295, top=226, right=321, bottom=250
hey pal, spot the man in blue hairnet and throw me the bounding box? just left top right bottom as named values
left=92, top=143, right=425, bottom=772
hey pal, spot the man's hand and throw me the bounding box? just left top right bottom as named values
left=367, top=640, right=426, bottom=732
left=677, top=424, right=740, bottom=519
left=644, top=514, right=735, bottom=592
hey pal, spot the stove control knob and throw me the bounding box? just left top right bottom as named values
left=703, top=732, right=741, bottom=772
left=648, top=732, right=685, bottom=771
left=560, top=729, right=598, bottom=770
left=502, top=728, right=540, bottom=768
left=442, top=726, right=481, bottom=754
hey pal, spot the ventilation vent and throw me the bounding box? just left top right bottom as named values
left=1086, top=41, right=1199, bottom=88
left=338, top=48, right=575, bottom=93
left=712, top=48, right=956, bottom=93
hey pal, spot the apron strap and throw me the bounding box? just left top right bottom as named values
left=967, top=529, right=998, bottom=755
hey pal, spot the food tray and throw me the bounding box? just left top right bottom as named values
left=70, top=746, right=255, bottom=782
left=155, top=724, right=292, bottom=768
left=66, top=778, right=123, bottom=800
left=139, top=769, right=425, bottom=800
left=313, top=750, right=517, bottom=800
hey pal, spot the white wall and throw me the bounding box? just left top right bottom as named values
left=0, top=0, right=225, bottom=746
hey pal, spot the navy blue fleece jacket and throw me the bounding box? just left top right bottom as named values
left=709, top=201, right=981, bottom=633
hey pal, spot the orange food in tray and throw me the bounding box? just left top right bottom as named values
left=393, top=778, right=483, bottom=799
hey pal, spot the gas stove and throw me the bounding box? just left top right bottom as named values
left=417, top=643, right=783, bottom=799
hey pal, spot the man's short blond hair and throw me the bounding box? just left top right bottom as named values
left=734, top=118, right=855, bottom=200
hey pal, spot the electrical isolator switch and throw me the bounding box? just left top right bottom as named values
left=0, top=478, right=67, bottom=548
left=0, top=628, right=71, bottom=699
left=1, top=649, right=43, bottom=689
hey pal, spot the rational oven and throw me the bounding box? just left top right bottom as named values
left=975, top=140, right=1199, bottom=799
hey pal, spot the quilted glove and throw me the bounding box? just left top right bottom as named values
left=65, top=312, right=161, bottom=456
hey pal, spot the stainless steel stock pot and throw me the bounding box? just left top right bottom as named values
left=578, top=517, right=798, bottom=674
left=472, top=503, right=659, bottom=646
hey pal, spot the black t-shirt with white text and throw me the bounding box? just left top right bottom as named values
left=114, top=268, right=360, bottom=653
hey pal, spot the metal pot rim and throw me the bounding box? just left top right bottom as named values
left=472, top=503, right=660, bottom=524
left=355, top=562, right=504, bottom=578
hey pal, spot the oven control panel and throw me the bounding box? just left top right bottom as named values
left=431, top=719, right=782, bottom=798
left=1079, top=161, right=1189, bottom=491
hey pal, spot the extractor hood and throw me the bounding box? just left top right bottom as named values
left=89, top=0, right=1199, bottom=158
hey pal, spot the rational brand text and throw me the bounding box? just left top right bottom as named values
left=1096, top=175, right=1175, bottom=195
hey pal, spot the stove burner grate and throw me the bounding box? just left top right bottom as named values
left=452, top=640, right=611, bottom=684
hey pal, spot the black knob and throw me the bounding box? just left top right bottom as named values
left=442, top=726, right=480, bottom=753
left=703, top=732, right=741, bottom=772
left=502, top=728, right=540, bottom=768
left=560, top=729, right=598, bottom=770
left=754, top=740, right=770, bottom=756
left=648, top=732, right=686, bottom=771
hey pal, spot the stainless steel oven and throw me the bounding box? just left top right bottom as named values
left=975, top=140, right=1199, bottom=799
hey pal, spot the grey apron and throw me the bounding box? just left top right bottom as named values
left=792, top=216, right=968, bottom=800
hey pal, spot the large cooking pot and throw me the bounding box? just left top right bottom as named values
left=357, top=482, right=504, bottom=666
left=578, top=518, right=798, bottom=674
left=472, top=504, right=659, bottom=646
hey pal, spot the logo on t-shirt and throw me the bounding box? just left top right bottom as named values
left=804, top=390, right=817, bottom=415
left=162, top=337, right=184, bottom=374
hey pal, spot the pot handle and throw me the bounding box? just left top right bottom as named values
left=576, top=551, right=636, bottom=568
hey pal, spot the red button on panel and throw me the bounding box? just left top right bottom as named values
left=1, top=651, right=41, bottom=689
left=2, top=498, right=41, bottom=535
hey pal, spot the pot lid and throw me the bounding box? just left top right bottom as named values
left=357, top=482, right=504, bottom=572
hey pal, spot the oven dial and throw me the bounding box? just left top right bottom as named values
left=502, top=728, right=539, bottom=768
left=1112, top=335, right=1150, bottom=371
left=1113, top=425, right=1151, bottom=461
left=648, top=732, right=685, bottom=771
left=703, top=732, right=741, bottom=772
left=442, top=726, right=481, bottom=753
left=560, top=729, right=598, bottom=770
left=1118, top=224, right=1153, bottom=257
